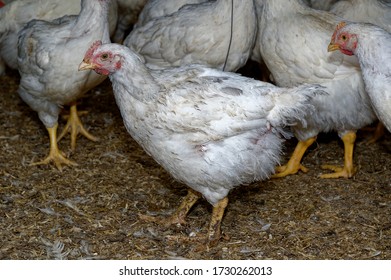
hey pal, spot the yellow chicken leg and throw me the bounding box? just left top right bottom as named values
left=57, top=103, right=98, bottom=151
left=366, top=122, right=385, bottom=144
left=31, top=124, right=77, bottom=171
left=207, top=196, right=229, bottom=246
left=321, top=131, right=357, bottom=179
left=272, top=136, right=317, bottom=178
left=139, top=189, right=201, bottom=226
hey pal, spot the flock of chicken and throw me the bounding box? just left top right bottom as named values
left=0, top=0, right=390, bottom=246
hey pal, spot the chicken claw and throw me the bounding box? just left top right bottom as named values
left=30, top=124, right=77, bottom=171
left=320, top=164, right=357, bottom=179
left=320, top=131, right=356, bottom=179
left=57, top=103, right=98, bottom=151
left=272, top=136, right=316, bottom=178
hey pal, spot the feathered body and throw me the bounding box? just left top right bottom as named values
left=16, top=0, right=111, bottom=169
left=17, top=0, right=110, bottom=128
left=329, top=0, right=391, bottom=141
left=124, top=0, right=257, bottom=72
left=0, top=0, right=117, bottom=74
left=330, top=0, right=391, bottom=33
left=329, top=22, right=391, bottom=132
left=80, top=42, right=324, bottom=205
left=134, top=0, right=208, bottom=27
left=255, top=0, right=376, bottom=178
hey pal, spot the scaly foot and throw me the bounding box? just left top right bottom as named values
left=31, top=125, right=77, bottom=171
left=320, top=164, right=356, bottom=179
left=272, top=136, right=316, bottom=178
left=57, top=103, right=98, bottom=151
left=320, top=131, right=357, bottom=179
left=273, top=163, right=309, bottom=178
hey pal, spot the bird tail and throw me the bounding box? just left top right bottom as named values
left=267, top=84, right=326, bottom=132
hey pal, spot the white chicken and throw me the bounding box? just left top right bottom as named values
left=124, top=0, right=257, bottom=72
left=0, top=0, right=118, bottom=75
left=79, top=41, right=325, bottom=245
left=255, top=0, right=377, bottom=179
left=328, top=22, right=391, bottom=133
left=329, top=0, right=391, bottom=142
left=17, top=0, right=111, bottom=170
left=112, top=0, right=148, bottom=43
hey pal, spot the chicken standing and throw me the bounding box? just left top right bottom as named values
left=79, top=41, right=325, bottom=245
left=329, top=0, right=391, bottom=142
left=255, top=0, right=376, bottom=179
left=17, top=0, right=111, bottom=170
left=124, top=0, right=257, bottom=72
left=328, top=22, right=391, bottom=133
left=0, top=0, right=118, bottom=75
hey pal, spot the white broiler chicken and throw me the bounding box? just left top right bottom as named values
left=79, top=41, right=325, bottom=245
left=255, top=0, right=377, bottom=179
left=329, top=0, right=391, bottom=142
left=328, top=22, right=391, bottom=133
left=124, top=0, right=257, bottom=72
left=0, top=0, right=117, bottom=75
left=17, top=0, right=111, bottom=170
left=112, top=0, right=147, bottom=43
left=134, top=0, right=208, bottom=27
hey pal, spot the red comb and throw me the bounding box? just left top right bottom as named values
left=331, top=22, right=347, bottom=42
left=335, top=21, right=347, bottom=32
left=0, top=1, right=5, bottom=8
left=84, top=40, right=102, bottom=60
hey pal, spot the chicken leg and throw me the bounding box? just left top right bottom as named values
left=139, top=189, right=201, bottom=226
left=321, top=131, right=357, bottom=179
left=366, top=122, right=385, bottom=144
left=140, top=189, right=229, bottom=246
left=206, top=196, right=228, bottom=246
left=57, top=102, right=98, bottom=151
left=30, top=124, right=77, bottom=171
left=272, top=136, right=317, bottom=178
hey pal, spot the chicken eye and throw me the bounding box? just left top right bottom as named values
left=341, top=35, right=347, bottom=41
left=100, top=53, right=109, bottom=60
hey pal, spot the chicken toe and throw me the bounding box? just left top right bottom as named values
left=30, top=124, right=77, bottom=171
left=272, top=136, right=316, bottom=178
left=57, top=103, right=98, bottom=151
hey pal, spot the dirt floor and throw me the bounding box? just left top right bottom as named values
left=1, top=68, right=390, bottom=260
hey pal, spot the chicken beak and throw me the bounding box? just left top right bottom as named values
left=78, top=60, right=96, bottom=71
left=327, top=42, right=340, bottom=52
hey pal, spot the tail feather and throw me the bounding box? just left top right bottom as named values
left=267, top=84, right=326, bottom=129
